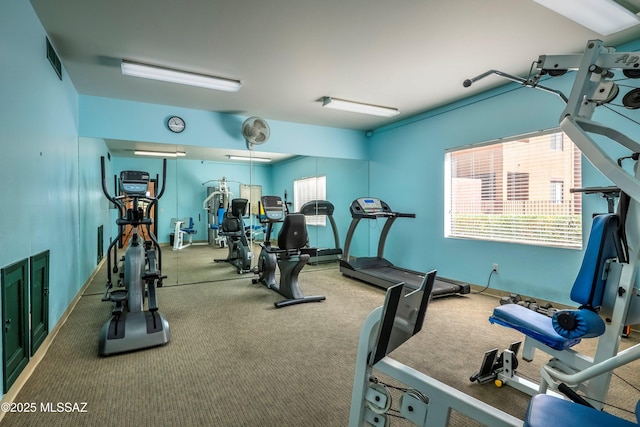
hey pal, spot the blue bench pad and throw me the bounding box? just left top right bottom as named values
left=490, top=304, right=581, bottom=351
left=525, top=394, right=637, bottom=427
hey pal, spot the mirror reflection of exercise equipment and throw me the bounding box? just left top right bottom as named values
left=202, top=177, right=233, bottom=248
left=170, top=217, right=198, bottom=250
left=98, top=156, right=170, bottom=356
left=298, top=200, right=343, bottom=264
left=119, top=180, right=155, bottom=248
left=214, top=198, right=253, bottom=274
left=340, top=197, right=470, bottom=297
left=253, top=195, right=326, bottom=308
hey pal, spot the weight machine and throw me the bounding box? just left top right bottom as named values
left=351, top=39, right=640, bottom=426
left=98, top=156, right=170, bottom=356
left=463, top=39, right=640, bottom=410
left=171, top=217, right=198, bottom=250
left=202, top=177, right=233, bottom=247
left=350, top=274, right=523, bottom=426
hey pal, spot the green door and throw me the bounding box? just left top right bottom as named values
left=97, top=225, right=104, bottom=264
left=30, top=251, right=49, bottom=355
left=2, top=259, right=29, bottom=393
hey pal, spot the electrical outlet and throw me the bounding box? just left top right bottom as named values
left=492, top=263, right=499, bottom=273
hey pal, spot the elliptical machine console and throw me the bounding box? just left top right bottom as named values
left=119, top=171, right=150, bottom=195
left=99, top=156, right=170, bottom=356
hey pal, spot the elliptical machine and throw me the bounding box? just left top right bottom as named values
left=98, top=156, right=170, bottom=356
left=252, top=195, right=326, bottom=308
left=214, top=198, right=253, bottom=273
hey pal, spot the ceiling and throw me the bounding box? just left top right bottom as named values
left=30, top=0, right=640, bottom=135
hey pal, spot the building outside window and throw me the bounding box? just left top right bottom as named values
left=444, top=131, right=582, bottom=248
left=293, top=176, right=327, bottom=226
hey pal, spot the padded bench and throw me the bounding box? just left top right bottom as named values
left=490, top=304, right=581, bottom=351
left=525, top=394, right=638, bottom=427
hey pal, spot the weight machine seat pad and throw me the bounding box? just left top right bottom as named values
left=179, top=217, right=197, bottom=234
left=571, top=213, right=620, bottom=308
left=490, top=304, right=581, bottom=351
left=524, top=394, right=638, bottom=427
left=551, top=308, right=606, bottom=339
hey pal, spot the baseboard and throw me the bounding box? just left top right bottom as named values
left=0, top=258, right=105, bottom=422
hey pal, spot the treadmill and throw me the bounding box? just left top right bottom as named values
left=340, top=197, right=470, bottom=298
left=298, top=200, right=343, bottom=264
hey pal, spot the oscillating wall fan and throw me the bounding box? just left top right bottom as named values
left=242, top=117, right=270, bottom=150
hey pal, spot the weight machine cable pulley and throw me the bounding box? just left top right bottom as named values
left=464, top=61, right=640, bottom=127
left=363, top=376, right=431, bottom=424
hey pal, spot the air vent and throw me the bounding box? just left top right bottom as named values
left=46, top=37, right=62, bottom=80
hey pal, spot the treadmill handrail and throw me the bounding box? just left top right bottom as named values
left=353, top=211, right=416, bottom=220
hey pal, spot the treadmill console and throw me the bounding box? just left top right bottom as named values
left=350, top=197, right=392, bottom=218
left=260, top=196, right=285, bottom=222
left=120, top=171, right=150, bottom=196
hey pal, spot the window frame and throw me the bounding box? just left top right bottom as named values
left=444, top=129, right=582, bottom=249
left=293, top=176, right=327, bottom=226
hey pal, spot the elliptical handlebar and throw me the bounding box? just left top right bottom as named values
left=100, top=156, right=119, bottom=206
left=155, top=159, right=167, bottom=200
left=100, top=156, right=167, bottom=205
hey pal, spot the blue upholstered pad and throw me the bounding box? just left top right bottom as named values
left=552, top=308, right=605, bottom=339
left=570, top=214, right=619, bottom=308
left=490, top=304, right=581, bottom=351
left=525, top=394, right=637, bottom=427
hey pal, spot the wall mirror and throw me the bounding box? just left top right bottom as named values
left=81, top=137, right=370, bottom=288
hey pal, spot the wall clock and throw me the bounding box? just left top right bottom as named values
left=167, top=116, right=185, bottom=133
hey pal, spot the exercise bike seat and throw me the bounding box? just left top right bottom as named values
left=525, top=394, right=638, bottom=427
left=221, top=198, right=249, bottom=236
left=221, top=214, right=243, bottom=234
left=277, top=213, right=308, bottom=255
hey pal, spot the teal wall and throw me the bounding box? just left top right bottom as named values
left=2, top=0, right=80, bottom=378
left=366, top=38, right=640, bottom=304
left=8, top=0, right=640, bottom=400
left=79, top=96, right=369, bottom=160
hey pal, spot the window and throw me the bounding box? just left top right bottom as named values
left=507, top=172, right=529, bottom=201
left=294, top=176, right=327, bottom=226
left=550, top=180, right=564, bottom=204
left=550, top=133, right=564, bottom=151
left=240, top=184, right=262, bottom=215
left=444, top=130, right=582, bottom=249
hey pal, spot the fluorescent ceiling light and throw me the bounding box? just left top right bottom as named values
left=134, top=150, right=186, bottom=158
left=121, top=60, right=241, bottom=92
left=227, top=155, right=271, bottom=163
left=322, top=96, right=399, bottom=117
left=532, top=0, right=640, bottom=35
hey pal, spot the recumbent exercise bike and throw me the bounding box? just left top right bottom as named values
left=252, top=195, right=325, bottom=308
left=214, top=198, right=253, bottom=274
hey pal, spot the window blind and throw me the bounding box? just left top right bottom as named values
left=444, top=131, right=582, bottom=249
left=294, top=176, right=327, bottom=226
